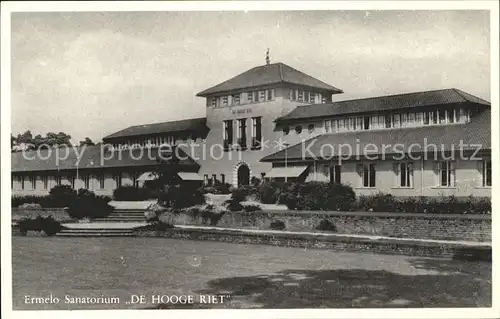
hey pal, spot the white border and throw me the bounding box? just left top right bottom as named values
left=1, top=1, right=499, bottom=319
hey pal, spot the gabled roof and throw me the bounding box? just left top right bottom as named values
left=196, top=62, right=343, bottom=96
left=103, top=117, right=208, bottom=140
left=276, top=88, right=490, bottom=123
left=11, top=145, right=199, bottom=173
left=262, top=109, right=491, bottom=162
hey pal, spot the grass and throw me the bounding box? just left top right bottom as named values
left=12, top=237, right=491, bottom=310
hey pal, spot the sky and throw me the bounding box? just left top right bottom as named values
left=11, top=10, right=490, bottom=143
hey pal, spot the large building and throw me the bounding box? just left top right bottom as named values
left=11, top=60, right=491, bottom=198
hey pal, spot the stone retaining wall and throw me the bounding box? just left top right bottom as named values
left=173, top=210, right=491, bottom=242
left=134, top=227, right=492, bottom=260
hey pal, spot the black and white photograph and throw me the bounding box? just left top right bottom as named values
left=1, top=1, right=498, bottom=318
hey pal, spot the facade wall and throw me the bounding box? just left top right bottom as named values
left=191, top=88, right=316, bottom=186
left=283, top=158, right=491, bottom=197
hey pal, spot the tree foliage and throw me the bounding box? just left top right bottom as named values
left=79, top=137, right=95, bottom=146
left=11, top=130, right=72, bottom=151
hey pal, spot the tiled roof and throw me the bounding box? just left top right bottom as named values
left=262, top=109, right=491, bottom=162
left=276, top=88, right=490, bottom=123
left=196, top=62, right=343, bottom=96
left=12, top=145, right=199, bottom=173
left=103, top=117, right=208, bottom=140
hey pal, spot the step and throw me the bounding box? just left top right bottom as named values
left=56, top=228, right=136, bottom=237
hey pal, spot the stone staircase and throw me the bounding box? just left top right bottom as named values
left=92, top=209, right=146, bottom=222
left=56, top=228, right=135, bottom=237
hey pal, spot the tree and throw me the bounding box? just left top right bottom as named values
left=79, top=137, right=95, bottom=146
left=11, top=130, right=72, bottom=151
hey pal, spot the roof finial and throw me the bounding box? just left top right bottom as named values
left=266, top=48, right=270, bottom=65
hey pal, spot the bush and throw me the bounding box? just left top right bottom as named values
left=226, top=199, right=244, bottom=212
left=242, top=204, right=262, bottom=212
left=316, top=219, right=337, bottom=232
left=48, top=185, right=78, bottom=207
left=12, top=195, right=51, bottom=208
left=259, top=181, right=282, bottom=204
left=278, top=182, right=356, bottom=211
left=18, top=216, right=63, bottom=236
left=159, top=184, right=205, bottom=209
left=67, top=189, right=113, bottom=219
left=113, top=186, right=157, bottom=201
left=213, top=182, right=232, bottom=194
left=270, top=220, right=286, bottom=230
left=356, top=192, right=397, bottom=212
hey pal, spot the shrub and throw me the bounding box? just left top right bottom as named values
left=242, top=204, right=262, bottom=212
left=259, top=181, right=282, bottom=204
left=226, top=200, right=244, bottom=212
left=356, top=192, right=397, bottom=212
left=135, top=221, right=174, bottom=231
left=250, top=176, right=262, bottom=187
left=67, top=189, right=113, bottom=219
left=48, top=185, right=78, bottom=207
left=113, top=186, right=157, bottom=201
left=213, top=182, right=232, bottom=194
left=17, top=216, right=63, bottom=236
left=159, top=184, right=205, bottom=209
left=12, top=195, right=51, bottom=208
left=270, top=220, right=286, bottom=230
left=316, top=219, right=337, bottom=232
left=198, top=206, right=226, bottom=226
left=278, top=182, right=356, bottom=211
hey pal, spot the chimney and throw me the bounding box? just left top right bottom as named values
left=265, top=48, right=270, bottom=65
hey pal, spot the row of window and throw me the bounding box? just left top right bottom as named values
left=111, top=135, right=200, bottom=150
left=209, top=89, right=276, bottom=108
left=12, top=173, right=139, bottom=190
left=223, top=117, right=262, bottom=150
left=282, top=107, right=471, bottom=136
left=318, top=160, right=491, bottom=188
left=324, top=107, right=470, bottom=133
left=203, top=174, right=226, bottom=186
left=289, top=89, right=328, bottom=104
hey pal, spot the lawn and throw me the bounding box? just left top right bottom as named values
left=12, top=237, right=491, bottom=310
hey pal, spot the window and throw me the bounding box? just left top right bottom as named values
left=295, top=125, right=302, bottom=134
left=83, top=175, right=90, bottom=189
left=251, top=117, right=262, bottom=149
left=324, top=120, right=331, bottom=132
left=385, top=115, right=392, bottom=128
left=289, top=89, right=296, bottom=101
left=258, top=91, right=266, bottom=102
left=21, top=176, right=25, bottom=190
left=98, top=173, right=105, bottom=189
left=30, top=175, right=36, bottom=190
left=310, top=92, right=316, bottom=103
left=431, top=110, right=438, bottom=124
left=308, top=123, right=315, bottom=133
left=481, top=160, right=492, bottom=187
left=221, top=174, right=225, bottom=184
left=212, top=174, right=218, bottom=184
left=210, top=97, right=216, bottom=107
left=55, top=175, right=62, bottom=186
left=283, top=126, right=290, bottom=135
left=458, top=107, right=468, bottom=123
left=436, top=161, right=455, bottom=187
left=247, top=92, right=254, bottom=103
left=357, top=163, right=376, bottom=187
left=394, top=162, right=413, bottom=188
left=447, top=107, right=455, bottom=123
left=321, top=94, right=327, bottom=104
left=423, top=111, right=430, bottom=125
left=407, top=112, right=415, bottom=126
left=221, top=96, right=228, bottom=106
left=338, top=118, right=346, bottom=132
left=392, top=114, right=401, bottom=128
left=415, top=112, right=423, bottom=125
left=267, top=89, right=275, bottom=101
left=370, top=115, right=385, bottom=129
left=42, top=176, right=48, bottom=190
left=114, top=173, right=122, bottom=188
left=329, top=165, right=342, bottom=184
left=232, top=94, right=241, bottom=105
left=298, top=90, right=303, bottom=102
left=70, top=175, right=75, bottom=189
left=223, top=120, right=233, bottom=150
left=237, top=118, right=247, bottom=149
left=438, top=109, right=446, bottom=124
left=204, top=174, right=209, bottom=185
left=363, top=116, right=370, bottom=130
